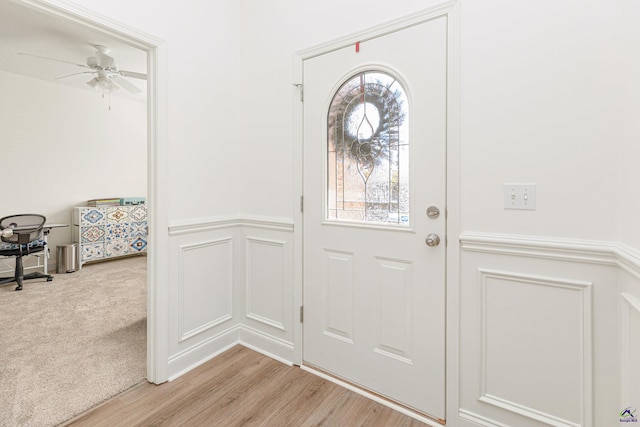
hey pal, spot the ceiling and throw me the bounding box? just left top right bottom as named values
left=0, top=0, right=147, bottom=102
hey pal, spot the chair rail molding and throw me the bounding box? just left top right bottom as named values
left=616, top=243, right=640, bottom=280
left=168, top=215, right=294, bottom=236
left=459, top=232, right=628, bottom=266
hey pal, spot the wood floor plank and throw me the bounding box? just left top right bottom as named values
left=64, top=346, right=429, bottom=427
left=265, top=374, right=351, bottom=426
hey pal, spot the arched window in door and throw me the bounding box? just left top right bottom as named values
left=327, top=71, right=409, bottom=225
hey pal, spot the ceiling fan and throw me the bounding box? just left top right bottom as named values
left=19, top=45, right=146, bottom=94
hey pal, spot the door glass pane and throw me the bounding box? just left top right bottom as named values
left=327, top=71, right=409, bottom=225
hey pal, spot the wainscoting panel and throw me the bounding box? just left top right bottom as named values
left=459, top=233, right=619, bottom=427
left=238, top=219, right=295, bottom=362
left=621, top=289, right=640, bottom=415
left=162, top=223, right=639, bottom=425
left=178, top=238, right=233, bottom=342
left=167, top=219, right=241, bottom=378
left=245, top=236, right=287, bottom=330
left=166, top=217, right=295, bottom=377
left=478, top=269, right=591, bottom=426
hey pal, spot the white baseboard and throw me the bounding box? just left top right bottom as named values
left=167, top=324, right=296, bottom=381
left=167, top=325, right=240, bottom=381
left=238, top=325, right=294, bottom=366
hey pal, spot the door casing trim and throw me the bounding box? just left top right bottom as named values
left=15, top=0, right=170, bottom=384
left=292, top=0, right=461, bottom=422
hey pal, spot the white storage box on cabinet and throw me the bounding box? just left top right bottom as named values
left=72, top=205, right=148, bottom=267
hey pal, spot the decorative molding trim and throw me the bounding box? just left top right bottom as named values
left=168, top=216, right=294, bottom=236
left=18, top=0, right=164, bottom=48
left=168, top=325, right=241, bottom=381
left=168, top=324, right=293, bottom=381
left=460, top=232, right=617, bottom=265
left=616, top=244, right=640, bottom=280
left=478, top=395, right=582, bottom=427
left=478, top=269, right=592, bottom=427
left=239, top=216, right=295, bottom=232
left=458, top=409, right=511, bottom=427
left=461, top=233, right=640, bottom=281
left=295, top=0, right=457, bottom=61
left=245, top=313, right=285, bottom=331
left=168, top=324, right=296, bottom=381
left=245, top=237, right=287, bottom=331
left=620, top=292, right=640, bottom=409
left=238, top=325, right=294, bottom=365
left=622, top=292, right=640, bottom=313
left=169, top=216, right=238, bottom=235
left=179, top=314, right=233, bottom=343
left=178, top=238, right=233, bottom=342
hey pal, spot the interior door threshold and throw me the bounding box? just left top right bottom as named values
left=301, top=361, right=446, bottom=426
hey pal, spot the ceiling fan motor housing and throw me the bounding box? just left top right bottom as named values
left=86, top=56, right=98, bottom=68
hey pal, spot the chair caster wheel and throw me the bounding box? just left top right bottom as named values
left=15, top=285, right=23, bottom=291
left=47, top=277, right=53, bottom=282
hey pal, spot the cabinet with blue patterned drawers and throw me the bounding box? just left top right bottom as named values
left=72, top=205, right=148, bottom=267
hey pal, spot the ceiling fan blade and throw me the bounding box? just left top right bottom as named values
left=111, top=75, right=142, bottom=94
left=18, top=52, right=91, bottom=69
left=119, top=70, right=147, bottom=80
left=56, top=71, right=96, bottom=80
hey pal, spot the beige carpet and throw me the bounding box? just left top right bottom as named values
left=0, top=255, right=147, bottom=427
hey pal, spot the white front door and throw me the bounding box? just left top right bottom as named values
left=302, top=17, right=448, bottom=420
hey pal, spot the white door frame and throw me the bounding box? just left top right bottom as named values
left=292, top=0, right=461, bottom=422
left=14, top=0, right=170, bottom=384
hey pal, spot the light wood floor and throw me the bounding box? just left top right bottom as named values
left=63, top=345, right=429, bottom=426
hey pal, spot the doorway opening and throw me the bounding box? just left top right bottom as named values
left=0, top=0, right=167, bottom=423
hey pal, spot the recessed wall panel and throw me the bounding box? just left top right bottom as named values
left=179, top=238, right=233, bottom=340
left=246, top=237, right=286, bottom=330
left=375, top=257, right=412, bottom=360
left=621, top=293, right=640, bottom=412
left=479, top=269, right=591, bottom=426
left=323, top=250, right=354, bottom=341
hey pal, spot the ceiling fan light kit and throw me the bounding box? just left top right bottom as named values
left=87, top=76, right=115, bottom=91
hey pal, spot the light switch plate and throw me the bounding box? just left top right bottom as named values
left=504, top=184, right=536, bottom=210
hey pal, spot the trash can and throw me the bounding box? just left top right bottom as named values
left=57, top=243, right=79, bottom=273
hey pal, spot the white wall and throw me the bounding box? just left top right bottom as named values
left=0, top=70, right=146, bottom=263
left=619, top=0, right=640, bottom=249
left=460, top=1, right=620, bottom=241
left=67, top=0, right=244, bottom=221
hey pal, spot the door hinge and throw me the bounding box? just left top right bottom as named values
left=300, top=195, right=304, bottom=213
left=293, top=83, right=303, bottom=102
left=300, top=306, right=304, bottom=323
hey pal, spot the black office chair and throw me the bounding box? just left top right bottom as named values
left=0, top=214, right=53, bottom=291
